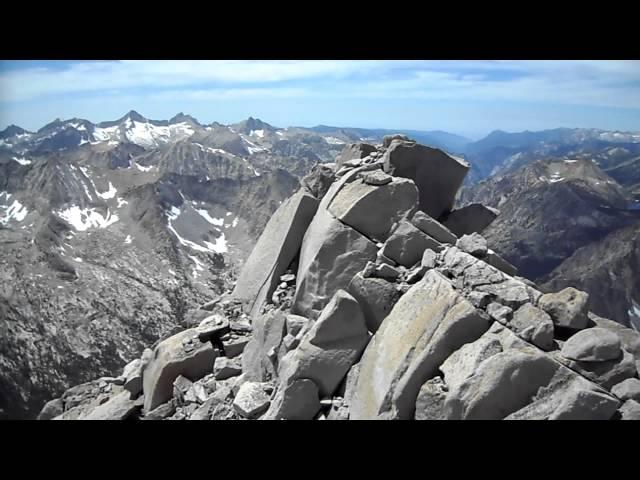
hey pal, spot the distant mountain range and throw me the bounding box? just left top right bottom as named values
left=2, top=110, right=640, bottom=419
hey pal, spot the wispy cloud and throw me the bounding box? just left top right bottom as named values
left=1, top=60, right=638, bottom=134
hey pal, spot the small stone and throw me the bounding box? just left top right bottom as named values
left=280, top=273, right=296, bottom=283
left=561, top=327, right=622, bottom=362
left=421, top=249, right=437, bottom=269
left=619, top=400, right=640, bottom=420
left=283, top=334, right=300, bottom=351
left=361, top=170, right=392, bottom=186
left=233, top=382, right=271, bottom=419
left=362, top=261, right=377, bottom=278
left=468, top=291, right=492, bottom=309
left=611, top=378, right=640, bottom=402
left=375, top=263, right=400, bottom=281
left=539, top=287, right=590, bottom=330
left=406, top=265, right=427, bottom=284
left=214, top=356, right=243, bottom=380
left=196, top=314, right=231, bottom=342
left=456, top=233, right=488, bottom=257
left=486, top=302, right=512, bottom=324
left=173, top=375, right=193, bottom=405
left=285, top=314, right=308, bottom=337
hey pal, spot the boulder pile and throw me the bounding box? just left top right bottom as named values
left=39, top=135, right=640, bottom=420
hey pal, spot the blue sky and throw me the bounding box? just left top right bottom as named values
left=0, top=60, right=639, bottom=139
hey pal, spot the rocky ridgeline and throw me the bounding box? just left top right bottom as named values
left=38, top=135, right=640, bottom=420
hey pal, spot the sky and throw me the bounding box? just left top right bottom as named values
left=0, top=60, right=639, bottom=140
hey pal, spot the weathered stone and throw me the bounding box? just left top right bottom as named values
left=142, top=400, right=176, bottom=420
left=556, top=349, right=637, bottom=389
left=619, top=400, right=640, bottom=420
left=411, top=211, right=457, bottom=244
left=505, top=367, right=620, bottom=420
left=406, top=265, right=427, bottom=284
left=222, top=335, right=249, bottom=359
left=232, top=189, right=319, bottom=318
left=213, top=356, right=243, bottom=380
left=263, top=378, right=321, bottom=420
left=347, top=272, right=401, bottom=333
left=195, top=315, right=231, bottom=344
left=37, top=398, right=63, bottom=420
left=375, top=263, right=400, bottom=281
left=142, top=329, right=218, bottom=412
left=440, top=334, right=503, bottom=391
left=561, top=327, right=622, bottom=362
left=233, top=382, right=271, bottom=419
left=121, top=359, right=143, bottom=397
left=589, top=313, right=640, bottom=358
left=173, top=375, right=193, bottom=405
left=383, top=134, right=412, bottom=147
left=185, top=382, right=208, bottom=404
left=381, top=220, right=442, bottom=267
left=539, top=287, right=590, bottom=330
left=382, top=142, right=469, bottom=219
left=336, top=143, right=377, bottom=169
left=486, top=302, right=512, bottom=324
left=444, top=350, right=560, bottom=420
left=350, top=270, right=490, bottom=420
left=376, top=249, right=396, bottom=266
left=293, top=208, right=377, bottom=319
left=285, top=314, right=308, bottom=337
left=360, top=170, right=392, bottom=186
left=241, top=309, right=287, bottom=382
left=441, top=203, right=499, bottom=237
left=301, top=163, right=336, bottom=200
left=485, top=250, right=518, bottom=276
left=421, top=249, right=437, bottom=269
left=477, top=278, right=537, bottom=309
left=611, top=378, right=640, bottom=402
left=83, top=391, right=140, bottom=420
left=414, top=377, right=448, bottom=420
left=468, top=291, right=493, bottom=309
left=456, top=233, right=488, bottom=257
left=511, top=303, right=555, bottom=350
left=279, top=290, right=369, bottom=397
left=328, top=176, right=418, bottom=242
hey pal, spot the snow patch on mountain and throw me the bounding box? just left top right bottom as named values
left=195, top=209, right=224, bottom=226
left=97, top=182, right=117, bottom=200
left=57, top=206, right=119, bottom=231
left=12, top=157, right=31, bottom=166
left=1, top=199, right=29, bottom=224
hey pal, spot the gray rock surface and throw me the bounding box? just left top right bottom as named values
left=411, top=211, right=458, bottom=244
left=611, top=378, right=640, bottom=402
left=381, top=220, right=442, bottom=267
left=336, top=143, right=377, bottom=169
left=263, top=378, right=321, bottom=420
left=347, top=272, right=401, bottom=333
left=232, top=189, right=319, bottom=318
left=142, top=329, right=218, bottom=412
left=456, top=233, right=488, bottom=257
left=619, top=400, right=640, bottom=420
left=232, top=382, right=271, bottom=419
left=83, top=390, right=140, bottom=420
left=328, top=176, right=418, bottom=242
left=414, top=377, right=448, bottom=420
left=538, top=287, right=590, bottom=330
left=382, top=141, right=469, bottom=218
left=561, top=327, right=622, bottom=362
left=279, top=290, right=369, bottom=398
left=350, top=270, right=490, bottom=419
left=293, top=208, right=377, bottom=318
left=241, top=309, right=286, bottom=382
left=510, top=303, right=555, bottom=350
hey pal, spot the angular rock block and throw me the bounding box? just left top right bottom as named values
left=232, top=188, right=319, bottom=318
left=382, top=141, right=470, bottom=219
left=350, top=270, right=490, bottom=420
left=280, top=290, right=369, bottom=398
left=441, top=203, right=499, bottom=237
left=411, top=211, right=457, bottom=244
left=347, top=272, right=402, bottom=333
left=539, top=287, right=590, bottom=330
left=83, top=390, right=140, bottom=420
left=335, top=142, right=377, bottom=169
left=142, top=329, right=218, bottom=412
left=381, top=220, right=442, bottom=268
left=328, top=176, right=418, bottom=242
left=292, top=208, right=377, bottom=319
left=241, top=309, right=287, bottom=382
